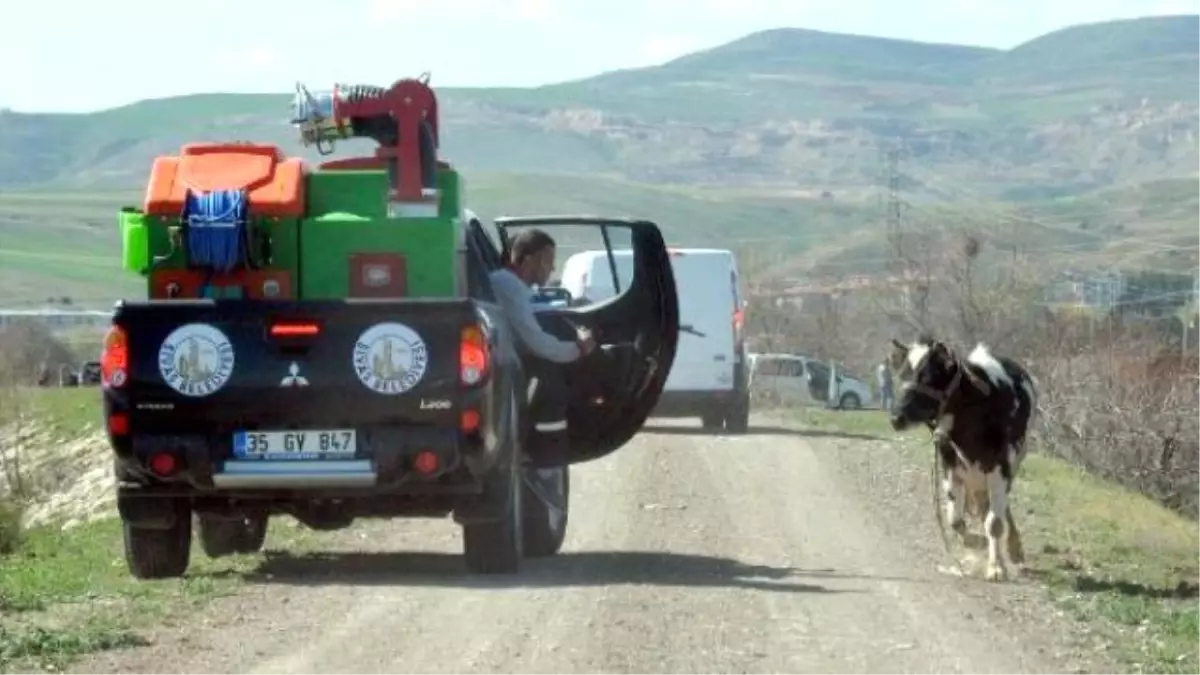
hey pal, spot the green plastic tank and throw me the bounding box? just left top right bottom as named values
left=119, top=207, right=150, bottom=275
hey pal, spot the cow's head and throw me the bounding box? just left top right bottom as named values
left=888, top=336, right=959, bottom=432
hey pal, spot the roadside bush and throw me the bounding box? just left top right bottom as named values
left=1033, top=325, right=1199, bottom=515
left=0, top=321, right=71, bottom=553
left=748, top=221, right=1200, bottom=517
left=0, top=320, right=76, bottom=386
left=0, top=495, right=22, bottom=555
left=0, top=391, right=27, bottom=555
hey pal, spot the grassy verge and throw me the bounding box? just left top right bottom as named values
left=790, top=407, right=1200, bottom=674
left=0, top=389, right=323, bottom=672
left=1, top=387, right=101, bottom=441
left=1, top=387, right=109, bottom=533
left=22, top=387, right=104, bottom=439
left=0, top=517, right=320, bottom=673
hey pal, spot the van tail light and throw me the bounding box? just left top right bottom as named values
left=101, top=325, right=129, bottom=389
left=733, top=308, right=745, bottom=344
left=460, top=325, right=491, bottom=387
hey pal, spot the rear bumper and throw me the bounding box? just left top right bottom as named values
left=114, top=425, right=490, bottom=493
left=650, top=389, right=744, bottom=417
left=105, top=374, right=509, bottom=495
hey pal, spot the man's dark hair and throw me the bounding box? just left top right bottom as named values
left=509, top=228, right=556, bottom=266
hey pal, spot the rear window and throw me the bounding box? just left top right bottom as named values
left=807, top=361, right=829, bottom=379
left=753, top=358, right=804, bottom=377
left=565, top=249, right=738, bottom=311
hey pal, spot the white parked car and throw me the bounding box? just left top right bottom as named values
left=746, top=352, right=874, bottom=410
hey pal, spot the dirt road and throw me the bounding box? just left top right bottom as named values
left=74, top=416, right=1096, bottom=674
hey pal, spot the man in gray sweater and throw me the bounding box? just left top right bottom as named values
left=489, top=229, right=596, bottom=450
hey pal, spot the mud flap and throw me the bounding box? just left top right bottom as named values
left=117, top=489, right=183, bottom=530
left=453, top=465, right=517, bottom=525
left=454, top=397, right=520, bottom=526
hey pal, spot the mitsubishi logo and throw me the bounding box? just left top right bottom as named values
left=280, top=362, right=309, bottom=387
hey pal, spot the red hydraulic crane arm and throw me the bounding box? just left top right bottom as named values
left=332, top=78, right=441, bottom=202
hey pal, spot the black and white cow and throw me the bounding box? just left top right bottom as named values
left=887, top=335, right=1037, bottom=581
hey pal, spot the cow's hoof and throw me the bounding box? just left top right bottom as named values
left=950, top=519, right=967, bottom=536
left=985, top=563, right=1008, bottom=582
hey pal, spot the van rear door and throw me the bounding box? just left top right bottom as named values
left=562, top=249, right=738, bottom=394
left=664, top=250, right=737, bottom=393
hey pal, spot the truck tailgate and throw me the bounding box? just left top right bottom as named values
left=114, top=298, right=479, bottom=434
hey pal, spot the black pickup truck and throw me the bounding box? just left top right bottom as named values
left=101, top=216, right=679, bottom=578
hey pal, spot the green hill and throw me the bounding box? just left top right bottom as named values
left=981, top=14, right=1200, bottom=87
left=0, top=15, right=1195, bottom=194
left=0, top=173, right=874, bottom=305
left=0, top=15, right=1196, bottom=306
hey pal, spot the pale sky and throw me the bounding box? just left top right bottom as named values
left=2, top=0, right=1195, bottom=112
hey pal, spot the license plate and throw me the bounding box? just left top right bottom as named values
left=233, top=429, right=357, bottom=460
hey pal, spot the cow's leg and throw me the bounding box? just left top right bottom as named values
left=936, top=439, right=967, bottom=538
left=944, top=467, right=967, bottom=538
left=1004, top=442, right=1026, bottom=565
left=984, top=468, right=1010, bottom=581
left=1005, top=507, right=1025, bottom=564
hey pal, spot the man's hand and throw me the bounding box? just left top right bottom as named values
left=576, top=327, right=597, bottom=356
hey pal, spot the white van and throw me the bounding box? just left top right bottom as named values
left=559, top=247, right=750, bottom=433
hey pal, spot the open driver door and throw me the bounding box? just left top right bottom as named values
left=493, top=216, right=680, bottom=467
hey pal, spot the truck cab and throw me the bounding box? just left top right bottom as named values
left=103, top=76, right=680, bottom=579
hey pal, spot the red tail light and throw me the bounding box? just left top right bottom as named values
left=459, top=325, right=490, bottom=387
left=101, top=326, right=129, bottom=388
left=107, top=413, right=129, bottom=436
left=413, top=450, right=441, bottom=476
left=460, top=409, right=481, bottom=434
left=149, top=452, right=178, bottom=477
left=270, top=321, right=320, bottom=338
left=733, top=308, right=745, bottom=344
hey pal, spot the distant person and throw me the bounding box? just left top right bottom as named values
left=876, top=360, right=894, bottom=413
left=489, top=228, right=596, bottom=453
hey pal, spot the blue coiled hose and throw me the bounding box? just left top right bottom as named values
left=182, top=189, right=247, bottom=274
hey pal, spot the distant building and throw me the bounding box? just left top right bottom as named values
left=1045, top=269, right=1196, bottom=319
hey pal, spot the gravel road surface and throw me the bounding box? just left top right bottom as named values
left=74, top=415, right=1098, bottom=674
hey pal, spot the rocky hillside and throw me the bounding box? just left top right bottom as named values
left=0, top=15, right=1196, bottom=200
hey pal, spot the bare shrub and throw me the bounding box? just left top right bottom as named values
left=0, top=365, right=29, bottom=554
left=0, top=320, right=78, bottom=552
left=0, top=320, right=77, bottom=386
left=746, top=215, right=1199, bottom=516
left=1033, top=321, right=1199, bottom=514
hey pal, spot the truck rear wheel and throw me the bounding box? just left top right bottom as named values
left=521, top=466, right=569, bottom=558
left=463, top=464, right=523, bottom=574
left=123, top=499, right=192, bottom=580
left=198, top=513, right=269, bottom=558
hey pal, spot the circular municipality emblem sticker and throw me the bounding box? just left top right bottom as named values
left=352, top=322, right=429, bottom=395
left=157, top=323, right=236, bottom=397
